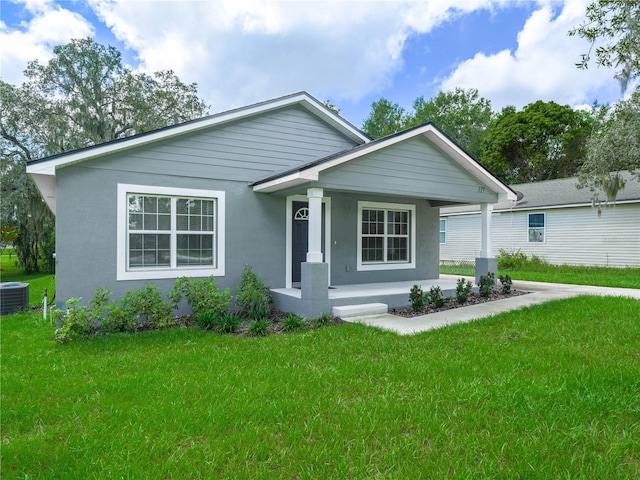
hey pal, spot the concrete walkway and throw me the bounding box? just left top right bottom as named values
left=343, top=275, right=640, bottom=335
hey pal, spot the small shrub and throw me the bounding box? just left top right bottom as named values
left=478, top=272, right=496, bottom=298
left=247, top=318, right=270, bottom=337
left=499, top=274, right=513, bottom=295
left=314, top=312, right=332, bottom=328
left=456, top=278, right=473, bottom=304
left=194, top=310, right=220, bottom=330
left=215, top=312, right=241, bottom=334
left=281, top=313, right=307, bottom=332
left=497, top=249, right=528, bottom=269
left=123, top=283, right=174, bottom=327
left=236, top=266, right=271, bottom=320
left=52, top=298, right=92, bottom=343
left=103, top=303, right=137, bottom=333
left=170, top=276, right=231, bottom=318
left=409, top=284, right=425, bottom=311
left=425, top=285, right=447, bottom=308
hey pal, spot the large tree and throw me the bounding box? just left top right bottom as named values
left=408, top=88, right=493, bottom=160
left=577, top=86, right=640, bottom=204
left=361, top=98, right=407, bottom=139
left=1, top=38, right=209, bottom=273
left=480, top=101, right=593, bottom=184
left=569, top=0, right=640, bottom=91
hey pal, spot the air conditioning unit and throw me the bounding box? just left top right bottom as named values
left=0, top=282, right=30, bottom=316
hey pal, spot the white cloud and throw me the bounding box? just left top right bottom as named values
left=440, top=1, right=621, bottom=109
left=0, top=1, right=93, bottom=84
left=85, top=0, right=515, bottom=112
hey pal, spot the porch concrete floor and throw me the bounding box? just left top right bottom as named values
left=272, top=277, right=458, bottom=300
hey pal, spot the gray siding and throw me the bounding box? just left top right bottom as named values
left=318, top=137, right=499, bottom=203
left=82, top=106, right=357, bottom=183
left=440, top=204, right=640, bottom=267
left=55, top=165, right=287, bottom=307
left=327, top=192, right=440, bottom=285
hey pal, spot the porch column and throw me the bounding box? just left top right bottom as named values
left=475, top=203, right=497, bottom=285
left=480, top=203, right=492, bottom=258
left=306, top=187, right=324, bottom=263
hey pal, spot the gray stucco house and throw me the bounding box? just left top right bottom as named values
left=27, top=92, right=515, bottom=317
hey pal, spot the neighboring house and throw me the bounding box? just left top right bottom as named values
left=27, top=92, right=515, bottom=317
left=440, top=173, right=640, bottom=268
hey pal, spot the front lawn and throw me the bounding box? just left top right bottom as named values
left=2, top=295, right=639, bottom=478
left=441, top=263, right=640, bottom=289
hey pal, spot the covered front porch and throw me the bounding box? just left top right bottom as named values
left=271, top=276, right=462, bottom=318
left=252, top=123, right=516, bottom=318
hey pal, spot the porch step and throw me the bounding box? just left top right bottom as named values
left=332, top=303, right=388, bottom=319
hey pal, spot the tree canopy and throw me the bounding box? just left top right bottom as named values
left=1, top=38, right=209, bottom=273
left=569, top=0, right=640, bottom=91
left=480, top=101, right=593, bottom=184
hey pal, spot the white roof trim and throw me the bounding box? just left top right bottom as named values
left=26, top=92, right=369, bottom=177
left=253, top=123, right=516, bottom=201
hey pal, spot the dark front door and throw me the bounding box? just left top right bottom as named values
left=292, top=201, right=325, bottom=285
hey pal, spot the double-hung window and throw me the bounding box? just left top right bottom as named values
left=357, top=201, right=416, bottom=271
left=118, top=185, right=225, bottom=280
left=439, top=218, right=446, bottom=244
left=528, top=213, right=545, bottom=243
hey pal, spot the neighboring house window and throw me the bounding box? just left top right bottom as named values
left=528, top=213, right=545, bottom=243
left=117, top=184, right=225, bottom=280
left=357, top=201, right=416, bottom=271
left=439, top=218, right=446, bottom=244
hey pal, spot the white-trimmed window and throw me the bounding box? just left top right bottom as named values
left=117, top=184, right=225, bottom=280
left=528, top=212, right=545, bottom=243
left=439, top=218, right=446, bottom=244
left=357, top=201, right=416, bottom=271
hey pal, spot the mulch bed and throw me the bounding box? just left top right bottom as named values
left=390, top=289, right=530, bottom=318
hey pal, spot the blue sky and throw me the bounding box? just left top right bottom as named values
left=0, top=0, right=628, bottom=128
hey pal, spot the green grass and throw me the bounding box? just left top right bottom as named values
left=2, top=296, right=640, bottom=478
left=1, top=249, right=55, bottom=307
left=441, top=263, right=640, bottom=289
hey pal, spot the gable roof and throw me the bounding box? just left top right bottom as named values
left=26, top=91, right=369, bottom=177
left=442, top=172, right=640, bottom=215
left=251, top=122, right=517, bottom=203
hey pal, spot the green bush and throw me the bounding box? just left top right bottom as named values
left=497, top=249, right=528, bottom=269
left=456, top=278, right=473, bottom=304
left=281, top=314, right=307, bottom=332
left=170, top=276, right=231, bottom=318
left=425, top=285, right=447, bottom=308
left=194, top=310, right=219, bottom=330
left=313, top=312, right=332, bottom=328
left=247, top=318, right=270, bottom=337
left=215, top=312, right=241, bottom=334
left=478, top=272, right=496, bottom=298
left=52, top=298, right=90, bottom=343
left=409, top=284, right=425, bottom=311
left=499, top=275, right=513, bottom=295
left=123, top=283, right=174, bottom=327
left=236, top=266, right=271, bottom=320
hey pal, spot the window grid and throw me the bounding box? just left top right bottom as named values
left=127, top=194, right=216, bottom=270
left=361, top=208, right=410, bottom=264
left=439, top=219, right=446, bottom=244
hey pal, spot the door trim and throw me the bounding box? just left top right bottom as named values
left=286, top=194, right=331, bottom=288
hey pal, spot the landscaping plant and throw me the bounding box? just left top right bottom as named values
left=478, top=272, right=496, bottom=297
left=281, top=313, right=307, bottom=332
left=499, top=274, right=513, bottom=295
left=425, top=285, right=447, bottom=308
left=455, top=277, right=473, bottom=304
left=236, top=266, right=272, bottom=320
left=409, top=284, right=425, bottom=311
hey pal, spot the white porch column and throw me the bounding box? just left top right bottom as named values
left=306, top=187, right=324, bottom=263
left=480, top=203, right=493, bottom=258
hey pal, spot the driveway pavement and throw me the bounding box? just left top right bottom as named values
left=343, top=275, right=640, bottom=335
